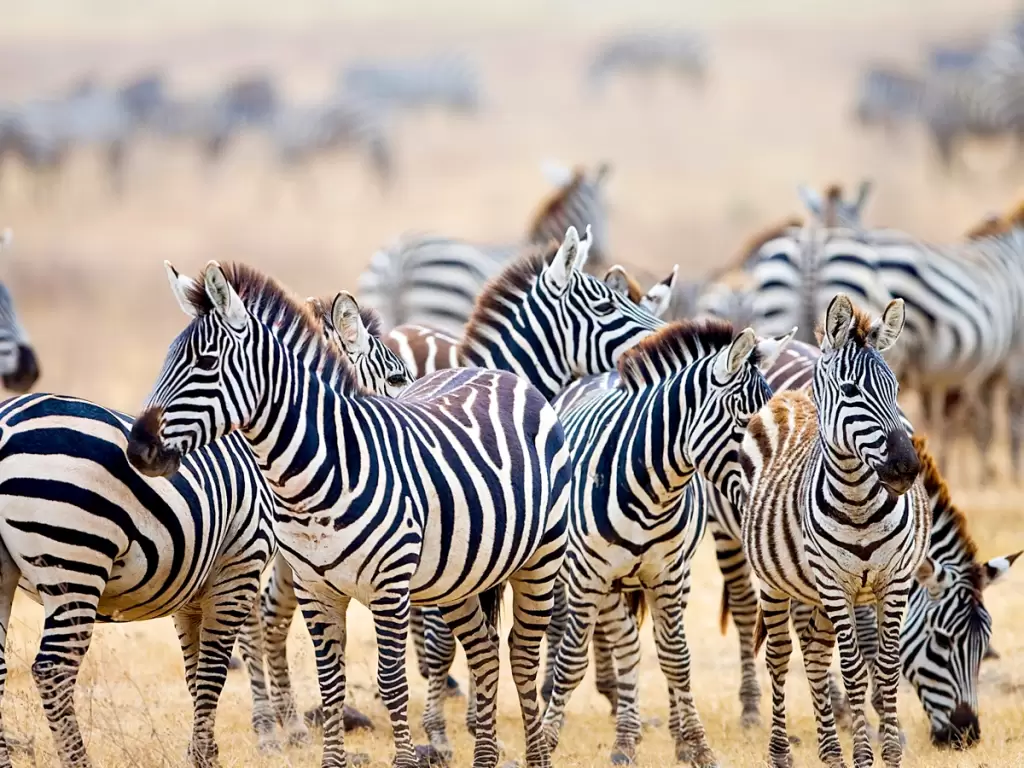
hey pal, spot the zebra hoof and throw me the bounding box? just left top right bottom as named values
left=415, top=744, right=450, bottom=767
left=286, top=726, right=311, bottom=747
left=741, top=708, right=762, bottom=729
left=344, top=706, right=375, bottom=731
left=350, top=752, right=371, bottom=766
left=443, top=675, right=464, bottom=698
left=227, top=655, right=243, bottom=671
left=610, top=748, right=635, bottom=765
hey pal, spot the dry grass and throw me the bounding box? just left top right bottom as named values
left=1, top=1, right=1024, bottom=766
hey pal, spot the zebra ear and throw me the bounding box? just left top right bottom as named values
left=854, top=179, right=873, bottom=214
left=594, top=162, right=612, bottom=186
left=755, top=327, right=796, bottom=374
left=915, top=556, right=949, bottom=599
left=717, top=327, right=757, bottom=379
left=797, top=184, right=823, bottom=218
left=576, top=224, right=594, bottom=272
left=869, top=299, right=905, bottom=352
left=331, top=291, right=371, bottom=356
left=203, top=261, right=247, bottom=329
left=544, top=226, right=581, bottom=290
left=640, top=265, right=678, bottom=318
left=980, top=551, right=1021, bottom=590
left=165, top=260, right=199, bottom=319
left=603, top=266, right=632, bottom=298
left=822, top=294, right=855, bottom=352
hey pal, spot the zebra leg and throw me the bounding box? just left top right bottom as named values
left=818, top=594, right=873, bottom=768
left=237, top=597, right=280, bottom=752
left=970, top=376, right=999, bottom=483
left=591, top=607, right=619, bottom=713
left=646, top=569, right=716, bottom=767
left=874, top=591, right=909, bottom=768
left=438, top=596, right=502, bottom=768
left=0, top=541, right=22, bottom=768
left=508, top=575, right=557, bottom=768
left=760, top=588, right=795, bottom=768
left=173, top=607, right=229, bottom=767
left=261, top=557, right=311, bottom=745
left=411, top=607, right=431, bottom=679
left=370, top=591, right=422, bottom=768
left=420, top=607, right=458, bottom=761
left=296, top=585, right=354, bottom=768
left=709, top=518, right=761, bottom=727
left=795, top=606, right=845, bottom=768
left=540, top=579, right=568, bottom=703
left=601, top=592, right=642, bottom=763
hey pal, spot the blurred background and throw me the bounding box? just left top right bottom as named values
left=3, top=0, right=1022, bottom=413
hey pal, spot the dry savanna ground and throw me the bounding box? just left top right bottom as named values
left=0, top=0, right=1024, bottom=765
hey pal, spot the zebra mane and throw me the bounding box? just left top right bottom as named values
left=617, top=318, right=736, bottom=389
left=963, top=202, right=1024, bottom=241
left=457, top=241, right=555, bottom=358
left=185, top=262, right=361, bottom=395
left=725, top=215, right=803, bottom=274
left=526, top=169, right=586, bottom=239
left=307, top=295, right=385, bottom=340
left=912, top=434, right=978, bottom=568
left=813, top=304, right=875, bottom=348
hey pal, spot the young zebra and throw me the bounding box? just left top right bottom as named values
left=742, top=294, right=929, bottom=768
left=357, top=163, right=611, bottom=336
left=540, top=320, right=793, bottom=766
left=128, top=261, right=574, bottom=768
left=0, top=230, right=39, bottom=393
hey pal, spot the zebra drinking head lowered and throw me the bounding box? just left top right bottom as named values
left=128, top=261, right=572, bottom=768
left=0, top=231, right=38, bottom=392
left=742, top=294, right=929, bottom=768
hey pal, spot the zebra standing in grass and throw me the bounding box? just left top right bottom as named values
left=339, top=55, right=481, bottom=113
left=587, top=32, right=708, bottom=93
left=540, top=321, right=792, bottom=767
left=742, top=295, right=929, bottom=768
left=128, top=260, right=574, bottom=768
left=357, top=162, right=611, bottom=336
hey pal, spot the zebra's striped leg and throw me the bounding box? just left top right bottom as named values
left=818, top=594, right=873, bottom=768
left=296, top=585, right=352, bottom=768
left=646, top=570, right=716, bottom=768
left=710, top=521, right=761, bottom=727
left=601, top=593, right=642, bottom=763
left=760, top=588, right=794, bottom=768
left=969, top=378, right=999, bottom=484
left=795, top=606, right=846, bottom=768
left=411, top=607, right=430, bottom=679
left=592, top=596, right=620, bottom=713
left=438, top=597, right=501, bottom=768
left=508, top=576, right=557, bottom=768
left=237, top=598, right=280, bottom=752
left=541, top=581, right=605, bottom=752
left=540, top=579, right=568, bottom=703
left=260, top=558, right=310, bottom=745
left=420, top=608, right=457, bottom=761
left=874, top=591, right=909, bottom=768
left=0, top=543, right=21, bottom=768
left=370, top=592, right=421, bottom=768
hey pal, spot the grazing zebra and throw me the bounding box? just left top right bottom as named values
left=241, top=293, right=413, bottom=746
left=742, top=294, right=929, bottom=768
left=587, top=32, right=708, bottom=93
left=339, top=55, right=481, bottom=113
left=117, top=71, right=166, bottom=126
left=357, top=163, right=611, bottom=336
left=220, top=73, right=278, bottom=127
left=0, top=389, right=277, bottom=768
left=128, top=261, right=574, bottom=768
left=540, top=321, right=792, bottom=766
left=0, top=231, right=39, bottom=393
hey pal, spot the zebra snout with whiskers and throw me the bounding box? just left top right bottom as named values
left=932, top=703, right=980, bottom=749
left=127, top=408, right=181, bottom=478
left=876, top=428, right=920, bottom=494
left=1, top=344, right=39, bottom=392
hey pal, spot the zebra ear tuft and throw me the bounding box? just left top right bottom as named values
left=331, top=291, right=371, bottom=356
left=603, top=265, right=631, bottom=297
left=718, top=327, right=756, bottom=378
left=640, top=265, right=678, bottom=318
left=869, top=298, right=905, bottom=352
left=755, top=327, right=796, bottom=374
left=165, top=260, right=199, bottom=319
left=822, top=294, right=855, bottom=352
left=544, top=226, right=580, bottom=290
left=203, top=261, right=247, bottom=329
left=980, top=551, right=1021, bottom=590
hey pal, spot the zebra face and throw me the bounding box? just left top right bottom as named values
left=815, top=295, right=917, bottom=493
left=129, top=262, right=258, bottom=477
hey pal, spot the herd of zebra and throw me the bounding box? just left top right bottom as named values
left=856, top=11, right=1024, bottom=169
left=0, top=162, right=1018, bottom=768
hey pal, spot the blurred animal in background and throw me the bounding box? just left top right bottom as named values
left=339, top=55, right=481, bottom=114
left=587, top=31, right=708, bottom=93
left=0, top=229, right=38, bottom=393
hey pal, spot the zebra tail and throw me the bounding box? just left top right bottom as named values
left=626, top=590, right=647, bottom=628
left=752, top=605, right=767, bottom=656
left=719, top=582, right=730, bottom=635
left=479, top=582, right=504, bottom=631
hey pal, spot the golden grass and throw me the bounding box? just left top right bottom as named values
left=1, top=4, right=1024, bottom=766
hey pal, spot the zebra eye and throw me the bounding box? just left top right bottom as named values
left=387, top=374, right=408, bottom=387
left=934, top=632, right=952, bottom=650
left=593, top=299, right=615, bottom=316
left=196, top=354, right=219, bottom=371
left=840, top=382, right=859, bottom=397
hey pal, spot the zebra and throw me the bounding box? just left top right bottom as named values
left=117, top=71, right=166, bottom=126
left=0, top=230, right=39, bottom=393
left=741, top=294, right=929, bottom=768
left=0, top=389, right=277, bottom=768
left=797, top=180, right=872, bottom=230
left=587, top=32, right=708, bottom=93
left=357, top=162, right=611, bottom=336
left=339, top=55, right=480, bottom=113
left=539, top=320, right=792, bottom=766
left=127, top=260, right=575, bottom=768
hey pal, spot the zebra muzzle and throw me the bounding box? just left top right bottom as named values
left=875, top=428, right=920, bottom=495
left=127, top=409, right=182, bottom=478
left=2, top=344, right=39, bottom=393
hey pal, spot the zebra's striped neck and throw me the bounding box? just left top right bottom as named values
left=814, top=447, right=894, bottom=511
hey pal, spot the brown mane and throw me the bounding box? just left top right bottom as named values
left=618, top=319, right=736, bottom=389
left=912, top=434, right=978, bottom=562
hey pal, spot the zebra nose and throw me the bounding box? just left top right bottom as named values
left=877, top=429, right=920, bottom=494
left=127, top=410, right=181, bottom=478
left=1, top=344, right=39, bottom=393
left=934, top=703, right=980, bottom=749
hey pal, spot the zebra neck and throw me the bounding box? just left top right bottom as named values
left=459, top=324, right=572, bottom=402
left=813, top=447, right=893, bottom=514
left=624, top=383, right=699, bottom=505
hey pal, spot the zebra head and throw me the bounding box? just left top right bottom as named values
left=815, top=294, right=918, bottom=494
left=308, top=291, right=412, bottom=397
left=0, top=229, right=39, bottom=393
